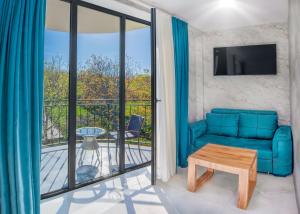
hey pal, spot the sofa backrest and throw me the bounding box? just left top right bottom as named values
left=210, top=108, right=278, bottom=139
left=206, top=113, right=239, bottom=137
left=211, top=108, right=277, bottom=116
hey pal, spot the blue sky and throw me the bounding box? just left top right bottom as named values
left=44, top=27, right=151, bottom=71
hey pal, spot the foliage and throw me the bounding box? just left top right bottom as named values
left=44, top=56, right=69, bottom=101
left=43, top=54, right=152, bottom=146
left=77, top=55, right=119, bottom=100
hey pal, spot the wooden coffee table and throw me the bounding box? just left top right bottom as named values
left=187, top=143, right=257, bottom=209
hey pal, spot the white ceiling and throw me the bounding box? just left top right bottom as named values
left=46, top=0, right=148, bottom=33
left=140, top=0, right=288, bottom=31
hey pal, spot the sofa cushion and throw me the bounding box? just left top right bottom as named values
left=230, top=138, right=272, bottom=159
left=206, top=113, right=239, bottom=137
left=239, top=113, right=277, bottom=139
left=194, top=134, right=272, bottom=160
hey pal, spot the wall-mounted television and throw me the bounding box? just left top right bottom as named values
left=214, top=44, right=277, bottom=75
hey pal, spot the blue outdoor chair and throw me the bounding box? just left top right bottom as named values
left=109, top=115, right=145, bottom=163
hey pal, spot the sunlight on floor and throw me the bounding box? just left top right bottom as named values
left=41, top=166, right=298, bottom=214
left=41, top=167, right=175, bottom=214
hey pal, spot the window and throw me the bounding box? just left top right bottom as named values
left=42, top=0, right=154, bottom=197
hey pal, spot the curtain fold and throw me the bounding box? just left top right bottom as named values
left=0, top=0, right=46, bottom=213
left=172, top=17, right=189, bottom=168
left=156, top=10, right=177, bottom=182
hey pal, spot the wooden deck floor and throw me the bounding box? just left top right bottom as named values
left=41, top=142, right=151, bottom=195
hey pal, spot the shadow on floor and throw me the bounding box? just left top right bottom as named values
left=41, top=167, right=178, bottom=214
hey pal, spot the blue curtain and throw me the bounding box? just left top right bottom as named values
left=172, top=17, right=189, bottom=168
left=0, top=0, right=45, bottom=213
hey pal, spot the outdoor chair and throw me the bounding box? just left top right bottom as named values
left=109, top=114, right=145, bottom=165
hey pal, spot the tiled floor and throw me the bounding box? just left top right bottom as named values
left=41, top=167, right=298, bottom=214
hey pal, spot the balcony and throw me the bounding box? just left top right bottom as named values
left=41, top=99, right=152, bottom=195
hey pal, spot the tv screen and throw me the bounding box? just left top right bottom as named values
left=214, top=44, right=277, bottom=75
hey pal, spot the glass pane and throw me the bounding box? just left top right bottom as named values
left=76, top=6, right=120, bottom=184
left=125, top=20, right=152, bottom=168
left=41, top=0, right=70, bottom=194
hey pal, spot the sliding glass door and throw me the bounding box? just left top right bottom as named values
left=76, top=6, right=121, bottom=184
left=42, top=0, right=70, bottom=195
left=125, top=20, right=152, bottom=168
left=42, top=0, right=154, bottom=197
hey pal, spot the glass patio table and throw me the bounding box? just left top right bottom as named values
left=76, top=127, right=106, bottom=150
left=76, top=127, right=106, bottom=183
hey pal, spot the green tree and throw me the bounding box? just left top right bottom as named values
left=43, top=54, right=152, bottom=145
left=43, top=56, right=69, bottom=144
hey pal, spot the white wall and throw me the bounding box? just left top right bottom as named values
left=84, top=0, right=151, bottom=21
left=189, top=26, right=204, bottom=122
left=289, top=0, right=300, bottom=210
left=189, top=23, right=290, bottom=125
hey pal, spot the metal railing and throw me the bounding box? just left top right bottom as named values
left=42, top=99, right=152, bottom=147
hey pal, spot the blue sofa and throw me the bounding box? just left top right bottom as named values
left=189, top=108, right=293, bottom=176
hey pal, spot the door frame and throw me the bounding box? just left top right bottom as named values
left=42, top=0, right=156, bottom=199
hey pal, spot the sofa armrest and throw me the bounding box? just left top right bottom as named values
left=272, top=125, right=293, bottom=176
left=189, top=120, right=207, bottom=145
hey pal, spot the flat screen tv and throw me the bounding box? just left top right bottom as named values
left=214, top=44, right=277, bottom=75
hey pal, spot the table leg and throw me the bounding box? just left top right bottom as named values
left=96, top=149, right=101, bottom=165
left=187, top=161, right=214, bottom=192
left=248, top=158, right=257, bottom=208
left=250, top=158, right=257, bottom=183
left=237, top=158, right=257, bottom=209
left=79, top=148, right=84, bottom=166
left=237, top=168, right=256, bottom=209
left=187, top=160, right=197, bottom=192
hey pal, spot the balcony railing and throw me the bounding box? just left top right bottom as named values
left=42, top=99, right=152, bottom=147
